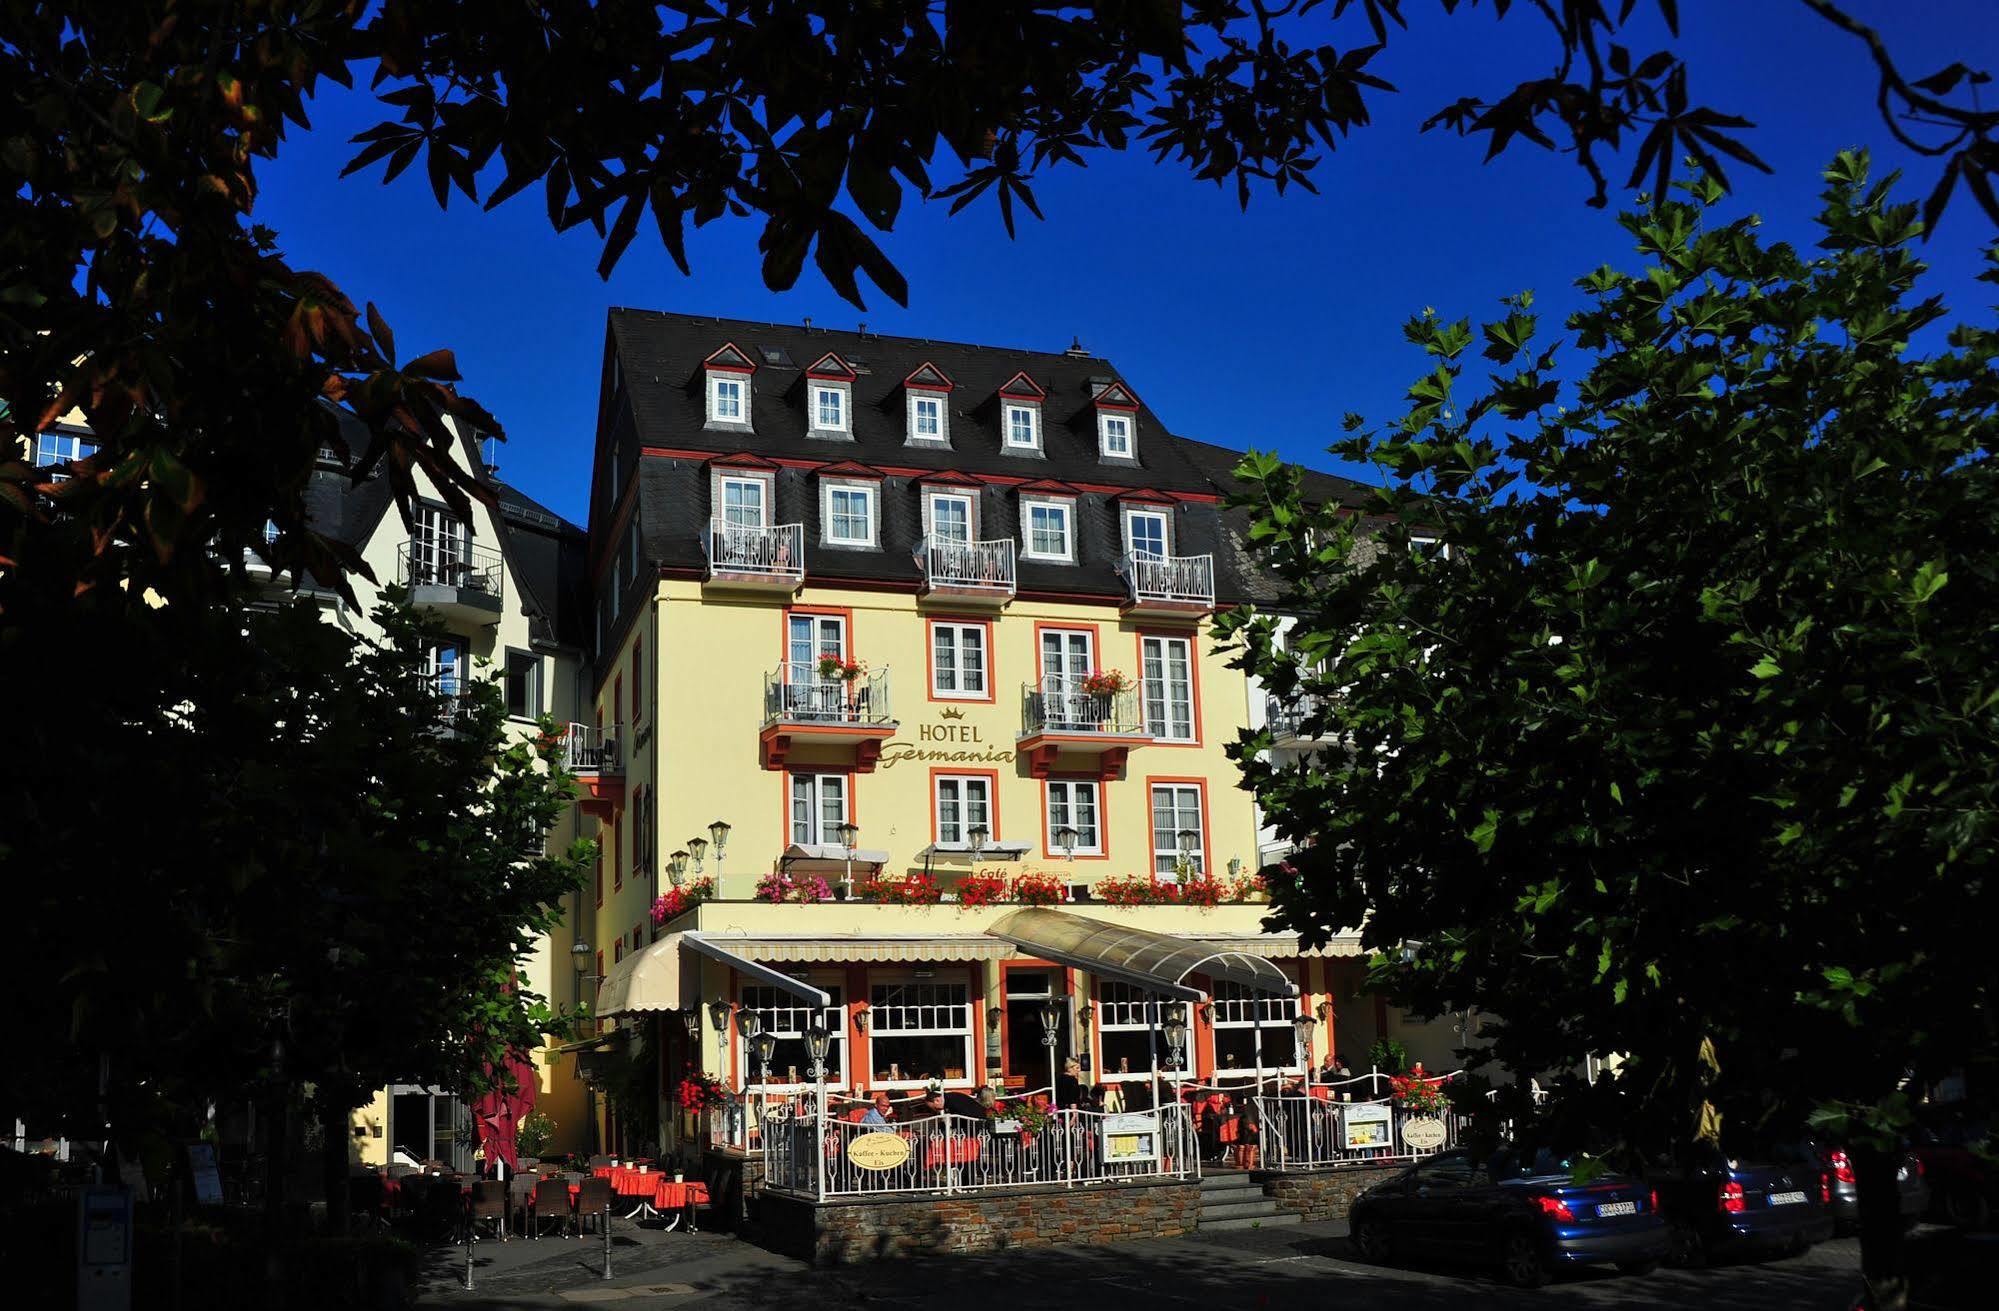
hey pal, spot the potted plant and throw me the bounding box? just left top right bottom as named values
left=1095, top=875, right=1155, bottom=906
left=1178, top=877, right=1225, bottom=909
left=650, top=876, right=715, bottom=925
left=1390, top=1071, right=1449, bottom=1115
left=816, top=653, right=865, bottom=683
left=1080, top=669, right=1131, bottom=697
left=753, top=870, right=793, bottom=904
left=956, top=871, right=1010, bottom=908
left=866, top=873, right=941, bottom=905
left=515, top=1109, right=557, bottom=1158
left=1010, top=870, right=1068, bottom=906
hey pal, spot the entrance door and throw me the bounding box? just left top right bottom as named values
left=1003, top=968, right=1071, bottom=1092
left=1039, top=629, right=1095, bottom=729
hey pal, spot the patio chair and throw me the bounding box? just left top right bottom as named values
left=507, top=1174, right=537, bottom=1232
left=527, top=1178, right=571, bottom=1240
left=467, top=1180, right=507, bottom=1242
left=574, top=1177, right=613, bottom=1237
left=587, top=1155, right=612, bottom=1169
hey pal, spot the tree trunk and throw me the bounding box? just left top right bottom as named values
left=1854, top=1144, right=1909, bottom=1311
left=320, top=1101, right=350, bottom=1233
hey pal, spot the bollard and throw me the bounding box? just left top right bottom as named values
left=601, top=1201, right=613, bottom=1279
left=464, top=1227, right=475, bottom=1292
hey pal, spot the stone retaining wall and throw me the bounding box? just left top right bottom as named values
left=753, top=1177, right=1200, bottom=1265
left=1255, top=1165, right=1404, bottom=1221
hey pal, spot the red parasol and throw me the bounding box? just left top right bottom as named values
left=471, top=1048, right=538, bottom=1173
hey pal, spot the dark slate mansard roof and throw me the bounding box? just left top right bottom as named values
left=599, top=310, right=1261, bottom=606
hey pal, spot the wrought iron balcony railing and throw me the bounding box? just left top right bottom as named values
left=401, top=538, right=504, bottom=599
left=561, top=722, right=623, bottom=774
left=1117, top=551, right=1215, bottom=608
left=706, top=520, right=804, bottom=580
left=1020, top=676, right=1143, bottom=737
left=1264, top=693, right=1327, bottom=742
left=763, top=662, right=894, bottom=727
left=916, top=536, right=1016, bottom=595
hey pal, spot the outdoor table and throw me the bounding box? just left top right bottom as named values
left=652, top=1178, right=710, bottom=1232
left=608, top=1165, right=665, bottom=1219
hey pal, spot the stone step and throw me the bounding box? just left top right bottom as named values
left=1201, top=1212, right=1304, bottom=1232
left=1197, top=1186, right=1269, bottom=1207
left=1198, top=1200, right=1284, bottom=1222
left=1198, top=1172, right=1258, bottom=1190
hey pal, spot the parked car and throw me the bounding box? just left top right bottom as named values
left=1912, top=1121, right=1997, bottom=1230
left=1648, top=1150, right=1835, bottom=1266
left=1348, top=1148, right=1669, bottom=1288
left=1780, top=1138, right=1929, bottom=1235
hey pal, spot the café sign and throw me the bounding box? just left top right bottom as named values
left=846, top=1132, right=913, bottom=1172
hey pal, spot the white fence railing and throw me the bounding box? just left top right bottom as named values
left=918, top=536, right=1016, bottom=594
left=1252, top=1094, right=1465, bottom=1171
left=764, top=662, right=893, bottom=726
left=764, top=1103, right=1198, bottom=1199
left=1021, top=675, right=1143, bottom=736
left=706, top=520, right=804, bottom=579
left=1119, top=551, right=1214, bottom=606
left=560, top=722, right=621, bottom=774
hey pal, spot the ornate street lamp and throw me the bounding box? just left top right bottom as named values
left=687, top=836, right=709, bottom=874
left=668, top=849, right=690, bottom=888
left=805, top=1022, right=832, bottom=1083
left=707, top=999, right=732, bottom=1067
left=750, top=1029, right=779, bottom=1134
left=1176, top=828, right=1199, bottom=880
left=1076, top=1002, right=1093, bottom=1075
left=834, top=820, right=860, bottom=897
left=708, top=820, right=731, bottom=862
left=1293, top=1013, right=1317, bottom=1092
left=1039, top=998, right=1064, bottom=1103
left=967, top=823, right=989, bottom=861
left=1055, top=825, right=1078, bottom=862
left=1163, top=1013, right=1189, bottom=1095
left=679, top=1007, right=701, bottom=1042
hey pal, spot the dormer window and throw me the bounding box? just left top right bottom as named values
left=702, top=342, right=758, bottom=429
left=902, top=361, right=954, bottom=445
left=997, top=371, right=1047, bottom=455
left=1004, top=404, right=1040, bottom=450
left=1099, top=413, right=1133, bottom=458
left=1123, top=506, right=1169, bottom=559
left=813, top=384, right=848, bottom=432
left=1093, top=379, right=1141, bottom=460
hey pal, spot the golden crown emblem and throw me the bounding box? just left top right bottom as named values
left=939, top=707, right=965, bottom=721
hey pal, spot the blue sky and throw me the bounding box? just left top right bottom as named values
left=258, top=2, right=1997, bottom=525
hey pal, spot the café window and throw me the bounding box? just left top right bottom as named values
left=868, top=979, right=973, bottom=1088
left=1097, top=981, right=1191, bottom=1081
left=1209, top=978, right=1300, bottom=1075
left=739, top=983, right=847, bottom=1089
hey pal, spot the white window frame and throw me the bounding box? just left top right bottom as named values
left=35, top=430, right=98, bottom=473
left=707, top=371, right=748, bottom=424
left=718, top=474, right=770, bottom=528
left=867, top=977, right=976, bottom=1090
left=1019, top=496, right=1074, bottom=563
left=1149, top=782, right=1204, bottom=877
left=1097, top=981, right=1192, bottom=1081
left=1123, top=507, right=1170, bottom=560
left=503, top=649, right=542, bottom=720
left=925, top=491, right=975, bottom=544
left=738, top=981, right=849, bottom=1091
left=933, top=773, right=993, bottom=848
left=1044, top=780, right=1103, bottom=855
left=812, top=383, right=850, bottom=433
left=907, top=391, right=948, bottom=443
left=1003, top=403, right=1041, bottom=451
left=1098, top=411, right=1134, bottom=458
left=1141, top=634, right=1196, bottom=742
left=789, top=771, right=849, bottom=847
left=822, top=480, right=878, bottom=548
left=929, top=621, right=988, bottom=699
left=1209, top=978, right=1303, bottom=1076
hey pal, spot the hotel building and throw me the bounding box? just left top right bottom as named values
left=574, top=312, right=1390, bottom=1158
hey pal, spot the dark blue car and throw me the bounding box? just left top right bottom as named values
left=1348, top=1149, right=1669, bottom=1287
left=1649, top=1152, right=1835, bottom=1265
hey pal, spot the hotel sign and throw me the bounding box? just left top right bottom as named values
left=846, top=1132, right=913, bottom=1172
left=877, top=721, right=1015, bottom=770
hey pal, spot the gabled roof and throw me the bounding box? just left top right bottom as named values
left=706, top=451, right=782, bottom=470
left=997, top=370, right=1047, bottom=401
left=1016, top=477, right=1082, bottom=496
left=913, top=468, right=983, bottom=487
left=903, top=361, right=955, bottom=391
left=805, top=351, right=857, bottom=382
left=1113, top=487, right=1175, bottom=505
left=702, top=342, right=758, bottom=373
left=814, top=458, right=887, bottom=481
left=1093, top=380, right=1141, bottom=410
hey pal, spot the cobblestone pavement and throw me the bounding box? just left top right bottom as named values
left=417, top=1218, right=1990, bottom=1310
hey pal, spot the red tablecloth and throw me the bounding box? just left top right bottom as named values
left=607, top=1166, right=662, bottom=1197
left=925, top=1139, right=981, bottom=1169
left=653, top=1179, right=710, bottom=1210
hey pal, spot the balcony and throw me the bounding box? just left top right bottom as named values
left=704, top=520, right=804, bottom=594
left=1016, top=676, right=1152, bottom=780
left=1264, top=694, right=1331, bottom=748
left=1116, top=551, right=1215, bottom=620
left=915, top=536, right=1015, bottom=608
left=759, top=662, right=898, bottom=771
left=562, top=721, right=625, bottom=817
left=402, top=539, right=505, bottom=624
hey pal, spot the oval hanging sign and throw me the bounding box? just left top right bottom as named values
left=846, top=1132, right=912, bottom=1172
left=1400, top=1117, right=1449, bottom=1152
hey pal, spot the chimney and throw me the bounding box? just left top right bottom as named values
left=1064, top=336, right=1089, bottom=358
left=802, top=316, right=812, bottom=331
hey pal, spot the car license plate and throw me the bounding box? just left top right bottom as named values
left=1769, top=1191, right=1806, bottom=1206
left=1597, top=1201, right=1636, bottom=1217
